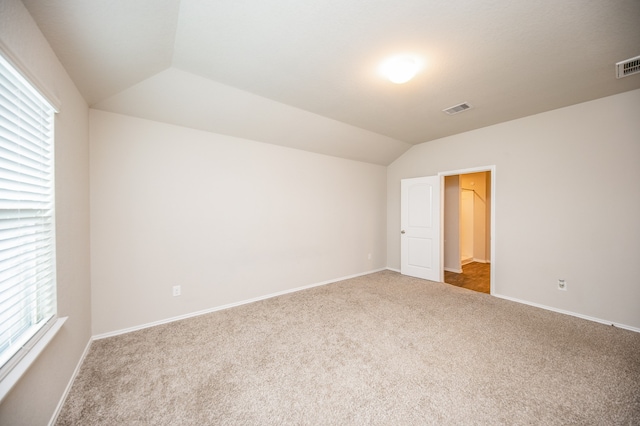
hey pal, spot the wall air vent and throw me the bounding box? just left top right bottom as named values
left=442, top=102, right=472, bottom=115
left=616, top=55, right=640, bottom=79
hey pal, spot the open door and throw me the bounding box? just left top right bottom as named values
left=441, top=167, right=495, bottom=295
left=400, top=176, right=441, bottom=281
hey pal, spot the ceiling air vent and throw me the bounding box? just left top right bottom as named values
left=616, top=55, right=640, bottom=79
left=442, top=102, right=472, bottom=115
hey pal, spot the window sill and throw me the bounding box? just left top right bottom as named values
left=0, top=316, right=67, bottom=403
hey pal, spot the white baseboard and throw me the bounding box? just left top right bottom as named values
left=48, top=337, right=94, bottom=426
left=388, top=267, right=468, bottom=274
left=93, top=268, right=388, bottom=340
left=493, top=293, right=640, bottom=333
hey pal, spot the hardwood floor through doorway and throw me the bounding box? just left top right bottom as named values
left=444, top=262, right=490, bottom=294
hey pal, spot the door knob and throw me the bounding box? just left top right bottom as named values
left=401, top=230, right=405, bottom=234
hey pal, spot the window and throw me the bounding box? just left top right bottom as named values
left=0, top=52, right=57, bottom=382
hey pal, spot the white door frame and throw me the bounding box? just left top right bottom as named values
left=438, top=165, right=496, bottom=295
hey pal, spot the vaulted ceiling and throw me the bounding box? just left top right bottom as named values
left=22, top=0, right=640, bottom=165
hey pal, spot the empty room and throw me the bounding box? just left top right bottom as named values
left=1, top=0, right=639, bottom=424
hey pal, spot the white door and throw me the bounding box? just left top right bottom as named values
left=401, top=176, right=441, bottom=281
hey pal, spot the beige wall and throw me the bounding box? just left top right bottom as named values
left=388, top=89, right=640, bottom=330
left=90, top=110, right=387, bottom=335
left=443, top=175, right=460, bottom=272
left=0, top=1, right=91, bottom=425
left=460, top=172, right=488, bottom=262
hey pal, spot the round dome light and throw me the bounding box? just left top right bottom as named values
left=380, top=56, right=420, bottom=84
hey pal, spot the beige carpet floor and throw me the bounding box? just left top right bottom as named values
left=56, top=271, right=640, bottom=425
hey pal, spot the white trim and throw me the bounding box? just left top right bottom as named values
left=0, top=317, right=67, bottom=403
left=47, top=337, right=93, bottom=426
left=386, top=267, right=400, bottom=273
left=93, top=268, right=387, bottom=340
left=444, top=267, right=462, bottom=273
left=0, top=40, right=61, bottom=112
left=493, top=294, right=640, bottom=333
left=439, top=166, right=496, bottom=296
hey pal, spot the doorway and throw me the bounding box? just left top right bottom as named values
left=440, top=167, right=494, bottom=294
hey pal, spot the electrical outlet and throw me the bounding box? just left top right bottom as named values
left=172, top=285, right=181, bottom=296
left=558, top=279, right=567, bottom=291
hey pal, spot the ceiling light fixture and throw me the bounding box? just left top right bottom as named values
left=380, top=56, right=421, bottom=84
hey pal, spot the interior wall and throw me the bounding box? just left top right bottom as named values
left=443, top=175, right=460, bottom=272
left=0, top=1, right=91, bottom=425
left=460, top=172, right=488, bottom=262
left=459, top=189, right=474, bottom=262
left=90, top=110, right=387, bottom=335
left=485, top=171, right=491, bottom=262
left=387, top=89, right=640, bottom=330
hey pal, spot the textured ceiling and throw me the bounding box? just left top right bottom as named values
left=21, top=0, right=640, bottom=164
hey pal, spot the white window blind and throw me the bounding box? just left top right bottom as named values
left=0, top=52, right=56, bottom=380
